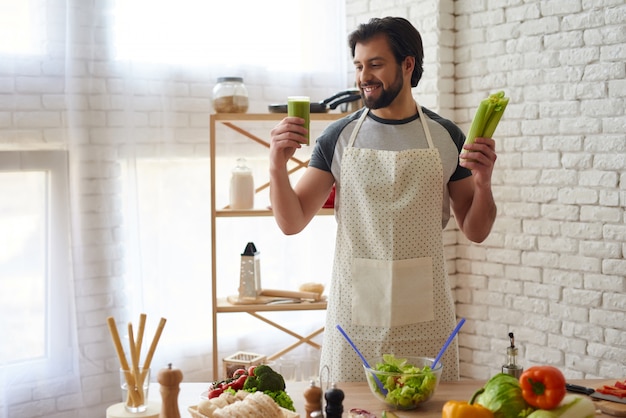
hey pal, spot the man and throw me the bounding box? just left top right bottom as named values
left=269, top=17, right=497, bottom=381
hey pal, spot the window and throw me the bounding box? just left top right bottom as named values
left=113, top=0, right=346, bottom=73
left=0, top=151, right=71, bottom=378
left=0, top=0, right=44, bottom=55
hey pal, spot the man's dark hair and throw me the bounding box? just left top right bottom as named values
left=348, top=16, right=424, bottom=87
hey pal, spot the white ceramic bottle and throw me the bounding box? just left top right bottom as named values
left=229, top=158, right=254, bottom=209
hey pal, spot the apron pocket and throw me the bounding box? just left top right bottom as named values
left=351, top=257, right=435, bottom=327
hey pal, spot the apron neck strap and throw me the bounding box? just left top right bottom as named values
left=348, top=103, right=436, bottom=149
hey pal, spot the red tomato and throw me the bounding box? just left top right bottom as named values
left=208, top=387, right=223, bottom=399
left=248, top=365, right=257, bottom=376
left=231, top=375, right=248, bottom=391
left=233, top=368, right=247, bottom=378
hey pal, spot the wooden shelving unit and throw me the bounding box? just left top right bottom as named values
left=209, top=112, right=343, bottom=380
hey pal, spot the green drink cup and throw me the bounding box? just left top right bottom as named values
left=287, top=96, right=310, bottom=145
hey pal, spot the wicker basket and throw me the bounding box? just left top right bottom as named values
left=222, top=351, right=266, bottom=379
left=188, top=405, right=207, bottom=418
left=188, top=404, right=299, bottom=418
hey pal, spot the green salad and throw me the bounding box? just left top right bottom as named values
left=369, top=354, right=438, bottom=409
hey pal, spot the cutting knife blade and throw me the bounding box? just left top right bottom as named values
left=566, top=383, right=626, bottom=404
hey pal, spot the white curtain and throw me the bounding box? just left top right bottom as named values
left=0, top=0, right=346, bottom=416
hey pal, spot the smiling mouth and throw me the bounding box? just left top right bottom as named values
left=361, top=84, right=380, bottom=94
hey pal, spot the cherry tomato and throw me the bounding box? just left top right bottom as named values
left=248, top=365, right=257, bottom=376
left=233, top=368, right=247, bottom=378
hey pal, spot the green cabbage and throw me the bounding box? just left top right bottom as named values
left=475, top=373, right=534, bottom=418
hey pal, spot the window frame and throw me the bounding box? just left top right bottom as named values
left=0, top=150, right=72, bottom=381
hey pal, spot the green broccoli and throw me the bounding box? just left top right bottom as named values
left=256, top=370, right=285, bottom=392
left=242, top=364, right=285, bottom=392
left=251, top=364, right=273, bottom=377
left=243, top=375, right=258, bottom=390
left=241, top=364, right=293, bottom=411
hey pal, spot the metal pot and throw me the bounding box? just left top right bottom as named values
left=268, top=89, right=361, bottom=113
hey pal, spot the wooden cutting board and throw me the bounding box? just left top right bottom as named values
left=594, top=380, right=626, bottom=417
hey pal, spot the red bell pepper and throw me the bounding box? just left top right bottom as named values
left=519, top=365, right=566, bottom=409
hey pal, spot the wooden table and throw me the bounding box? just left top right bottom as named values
left=150, top=378, right=622, bottom=417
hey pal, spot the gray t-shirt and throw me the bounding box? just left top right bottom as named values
left=309, top=107, right=471, bottom=228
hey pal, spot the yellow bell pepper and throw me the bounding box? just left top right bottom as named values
left=442, top=400, right=494, bottom=418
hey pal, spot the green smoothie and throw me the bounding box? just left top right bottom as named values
left=287, top=96, right=310, bottom=145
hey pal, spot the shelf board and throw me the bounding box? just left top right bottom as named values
left=216, top=297, right=327, bottom=313
left=215, top=208, right=334, bottom=217
left=211, top=112, right=347, bottom=122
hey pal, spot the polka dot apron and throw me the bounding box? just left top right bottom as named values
left=320, top=104, right=460, bottom=382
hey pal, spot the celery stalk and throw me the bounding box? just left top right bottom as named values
left=463, top=91, right=509, bottom=147
left=482, top=96, right=509, bottom=138
left=464, top=99, right=489, bottom=146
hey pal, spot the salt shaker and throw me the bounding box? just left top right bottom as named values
left=304, top=380, right=323, bottom=418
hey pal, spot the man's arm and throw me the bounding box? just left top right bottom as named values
left=451, top=137, right=498, bottom=243
left=269, top=117, right=335, bottom=235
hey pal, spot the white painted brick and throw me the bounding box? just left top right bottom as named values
left=558, top=187, right=598, bottom=204
left=522, top=251, right=560, bottom=269
left=560, top=221, right=604, bottom=239
left=599, top=190, right=620, bottom=206
left=563, top=288, right=602, bottom=307
left=561, top=320, right=601, bottom=344
left=581, top=205, right=622, bottom=223
left=601, top=43, right=626, bottom=61
left=603, top=292, right=626, bottom=310
left=563, top=81, right=606, bottom=100
left=523, top=219, right=562, bottom=236
left=541, top=204, right=580, bottom=220
left=525, top=344, right=564, bottom=365
left=562, top=9, right=605, bottom=30
left=594, top=153, right=626, bottom=170
left=550, top=335, right=587, bottom=356
left=543, top=268, right=583, bottom=287
left=602, top=259, right=626, bottom=275
left=522, top=151, right=561, bottom=168
left=541, top=170, right=578, bottom=186
left=523, top=281, right=561, bottom=299
left=501, top=202, right=540, bottom=218
left=519, top=16, right=560, bottom=36
left=559, top=254, right=601, bottom=273
left=520, top=186, right=558, bottom=203
left=605, top=328, right=626, bottom=346
left=590, top=277, right=625, bottom=307
left=502, top=266, right=541, bottom=282
left=602, top=116, right=626, bottom=133
left=505, top=3, right=541, bottom=22
left=565, top=354, right=600, bottom=374
left=540, top=0, right=582, bottom=16
left=14, top=111, right=62, bottom=128
left=538, top=236, right=578, bottom=253
left=562, top=153, right=593, bottom=170
left=510, top=295, right=548, bottom=314
left=589, top=309, right=626, bottom=331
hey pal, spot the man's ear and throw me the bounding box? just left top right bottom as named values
left=403, top=56, right=415, bottom=75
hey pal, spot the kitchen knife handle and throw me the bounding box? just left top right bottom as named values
left=565, top=383, right=594, bottom=395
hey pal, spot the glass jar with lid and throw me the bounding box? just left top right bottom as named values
left=212, top=77, right=249, bottom=113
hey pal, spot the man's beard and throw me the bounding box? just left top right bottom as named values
left=361, top=65, right=403, bottom=109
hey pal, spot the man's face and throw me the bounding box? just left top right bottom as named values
left=353, top=34, right=404, bottom=110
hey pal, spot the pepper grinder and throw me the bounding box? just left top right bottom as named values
left=158, top=363, right=183, bottom=418
left=502, top=332, right=523, bottom=378
left=303, top=380, right=323, bottom=418
left=324, top=383, right=344, bottom=418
